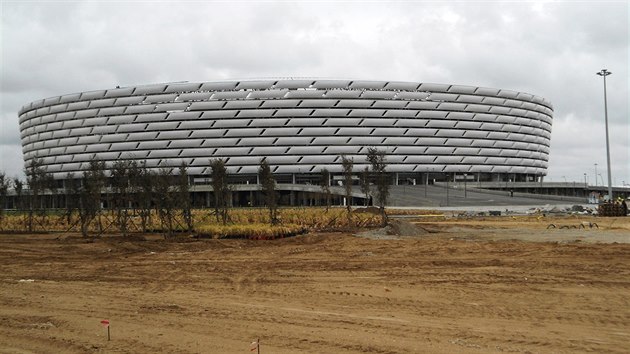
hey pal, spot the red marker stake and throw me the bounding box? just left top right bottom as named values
left=100, top=320, right=110, bottom=341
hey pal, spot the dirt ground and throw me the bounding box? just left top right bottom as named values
left=1, top=215, right=629, bottom=353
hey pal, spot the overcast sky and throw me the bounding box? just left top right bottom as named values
left=1, top=0, right=628, bottom=186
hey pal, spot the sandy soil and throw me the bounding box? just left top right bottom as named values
left=1, top=216, right=629, bottom=353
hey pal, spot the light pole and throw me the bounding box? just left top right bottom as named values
left=597, top=69, right=613, bottom=200
left=584, top=173, right=587, bottom=187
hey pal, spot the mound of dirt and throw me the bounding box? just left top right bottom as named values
left=355, top=219, right=428, bottom=239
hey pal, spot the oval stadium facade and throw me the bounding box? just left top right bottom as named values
left=19, top=79, right=553, bottom=185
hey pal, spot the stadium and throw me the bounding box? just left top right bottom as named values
left=18, top=78, right=553, bottom=205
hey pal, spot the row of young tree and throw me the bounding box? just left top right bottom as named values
left=0, top=147, right=391, bottom=235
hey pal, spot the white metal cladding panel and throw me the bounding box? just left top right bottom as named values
left=335, top=127, right=373, bottom=135
left=110, top=142, right=138, bottom=151
left=261, top=127, right=301, bottom=136
left=300, top=127, right=339, bottom=136
left=98, top=106, right=127, bottom=116
left=383, top=137, right=417, bottom=145
left=273, top=108, right=313, bottom=117
left=211, top=91, right=250, bottom=100
left=118, top=123, right=150, bottom=133
left=347, top=137, right=382, bottom=145
left=237, top=137, right=276, bottom=146
left=85, top=143, right=111, bottom=152
left=237, top=109, right=275, bottom=118
left=335, top=99, right=373, bottom=108
left=487, top=132, right=509, bottom=139
left=348, top=109, right=386, bottom=118
left=48, top=103, right=68, bottom=114
left=201, top=110, right=239, bottom=119
left=61, top=119, right=83, bottom=129
left=226, top=156, right=265, bottom=165
left=181, top=148, right=215, bottom=157
left=406, top=128, right=439, bottom=137
left=138, top=141, right=169, bottom=149
left=324, top=146, right=362, bottom=154
left=469, top=139, right=495, bottom=147
left=384, top=110, right=417, bottom=118
left=300, top=155, right=337, bottom=164
left=214, top=119, right=251, bottom=128
left=114, top=96, right=144, bottom=106
left=89, top=98, right=116, bottom=108
left=361, top=90, right=396, bottom=99
left=165, top=111, right=202, bottom=121
left=108, top=115, right=136, bottom=125
left=464, top=104, right=491, bottom=113
left=275, top=137, right=312, bottom=145
left=148, top=149, right=181, bottom=158
left=264, top=155, right=301, bottom=165
left=189, top=101, right=226, bottom=111
left=324, top=90, right=362, bottom=99
left=297, top=99, right=337, bottom=108
left=77, top=135, right=100, bottom=145
left=144, top=93, right=177, bottom=104
left=58, top=93, right=82, bottom=103
left=214, top=147, right=251, bottom=156
left=60, top=163, right=82, bottom=172
left=189, top=129, right=226, bottom=138
left=312, top=108, right=351, bottom=117
left=286, top=118, right=326, bottom=126
left=372, top=127, right=406, bottom=136
left=499, top=149, right=519, bottom=157
left=225, top=128, right=263, bottom=137
left=436, top=130, right=465, bottom=138
left=71, top=153, right=95, bottom=162
left=201, top=138, right=239, bottom=147
left=35, top=107, right=50, bottom=116
left=80, top=90, right=106, bottom=101
left=274, top=79, right=314, bottom=89
left=170, top=139, right=203, bottom=148
left=426, top=120, right=457, bottom=128
left=178, top=92, right=212, bottom=102
left=250, top=146, right=287, bottom=156
left=126, top=105, right=156, bottom=114
left=425, top=146, right=455, bottom=155
left=494, top=141, right=516, bottom=149
left=349, top=81, right=387, bottom=90
left=156, top=131, right=190, bottom=140
left=133, top=84, right=167, bottom=95
left=287, top=146, right=325, bottom=155
left=68, top=127, right=91, bottom=137
left=54, top=155, right=72, bottom=163
left=404, top=156, right=436, bottom=163
left=163, top=82, right=202, bottom=93
left=312, top=80, right=352, bottom=89
left=224, top=100, right=262, bottom=109
left=46, top=121, right=63, bottom=131
left=489, top=106, right=511, bottom=115
left=360, top=118, right=395, bottom=127
left=74, top=109, right=99, bottom=119
left=252, top=118, right=288, bottom=127
left=417, top=111, right=448, bottom=119
left=155, top=102, right=189, bottom=112
left=435, top=156, right=464, bottom=164
left=372, top=100, right=407, bottom=109
left=396, top=91, right=430, bottom=100
left=260, top=99, right=300, bottom=108
left=235, top=80, right=275, bottom=90
left=323, top=118, right=363, bottom=126
left=285, top=90, right=324, bottom=99
left=395, top=119, right=428, bottom=127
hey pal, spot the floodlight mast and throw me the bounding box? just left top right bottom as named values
left=596, top=69, right=613, bottom=200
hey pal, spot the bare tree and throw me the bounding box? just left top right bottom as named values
left=259, top=159, right=279, bottom=225
left=320, top=168, right=332, bottom=211
left=154, top=167, right=177, bottom=238
left=110, top=160, right=138, bottom=236
left=210, top=158, right=231, bottom=225
left=341, top=156, right=354, bottom=221
left=0, top=172, right=9, bottom=224
left=25, top=157, right=46, bottom=232
left=359, top=166, right=370, bottom=206
left=135, top=161, right=155, bottom=233
left=78, top=159, right=105, bottom=237
left=366, top=148, right=390, bottom=226
left=177, top=162, right=193, bottom=231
